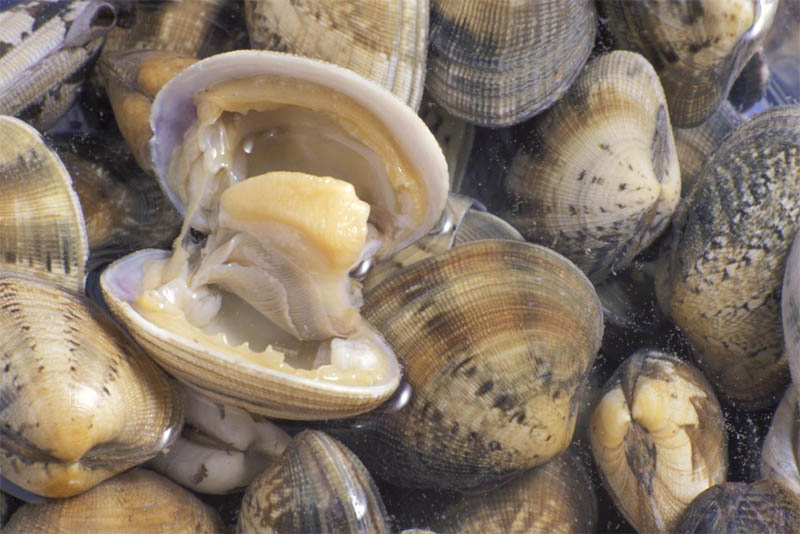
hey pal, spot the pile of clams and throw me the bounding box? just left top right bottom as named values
left=1, top=0, right=799, bottom=532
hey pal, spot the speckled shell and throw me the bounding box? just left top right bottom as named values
left=0, top=115, right=88, bottom=293
left=590, top=350, right=727, bottom=533
left=503, top=51, right=681, bottom=283
left=246, top=0, right=428, bottom=111
left=427, top=0, right=596, bottom=126
left=655, top=106, right=800, bottom=409
left=677, top=479, right=800, bottom=533
left=760, top=385, right=800, bottom=499
left=430, top=451, right=597, bottom=534
left=354, top=239, right=604, bottom=490
left=599, top=0, right=777, bottom=127
left=785, top=231, right=800, bottom=388
left=2, top=468, right=225, bottom=533
left=237, top=430, right=390, bottom=534
left=0, top=277, right=183, bottom=498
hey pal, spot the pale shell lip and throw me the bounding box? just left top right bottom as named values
left=149, top=50, right=449, bottom=252
left=100, top=249, right=401, bottom=396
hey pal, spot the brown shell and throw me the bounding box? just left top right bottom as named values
left=0, top=277, right=183, bottom=498
left=237, top=430, right=390, bottom=534
left=246, top=0, right=428, bottom=110
left=655, top=106, right=800, bottom=408
left=785, top=231, right=800, bottom=388
left=503, top=50, right=681, bottom=283
left=2, top=468, right=225, bottom=533
left=589, top=349, right=728, bottom=533
left=0, top=115, right=88, bottom=292
left=354, top=239, right=603, bottom=490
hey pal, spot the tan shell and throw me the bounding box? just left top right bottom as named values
left=655, top=106, right=800, bottom=408
left=589, top=349, right=727, bottom=533
left=246, top=0, right=428, bottom=110
left=237, top=430, right=390, bottom=534
left=599, top=0, right=778, bottom=127
left=761, top=385, right=800, bottom=499
left=503, top=50, right=681, bottom=283
left=352, top=239, right=603, bottom=490
left=420, top=97, right=475, bottom=192
left=427, top=0, right=596, bottom=126
left=785, top=230, right=800, bottom=388
left=2, top=468, right=225, bottom=533
left=0, top=276, right=182, bottom=498
left=0, top=115, right=88, bottom=292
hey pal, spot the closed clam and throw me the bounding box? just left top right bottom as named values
left=2, top=468, right=225, bottom=533
left=246, top=0, right=428, bottom=110
left=427, top=0, right=596, bottom=126
left=655, top=106, right=800, bottom=408
left=237, top=430, right=390, bottom=534
left=589, top=349, right=727, bottom=533
left=761, top=385, right=800, bottom=499
left=0, top=115, right=88, bottom=293
left=786, top=230, right=800, bottom=387
left=598, top=0, right=778, bottom=127
left=0, top=276, right=182, bottom=498
left=503, top=50, right=681, bottom=283
left=349, top=239, right=603, bottom=490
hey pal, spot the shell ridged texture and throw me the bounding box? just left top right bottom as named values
left=0, top=115, right=88, bottom=292
left=359, top=239, right=603, bottom=489
left=2, top=468, right=225, bottom=533
left=246, top=0, right=428, bottom=110
left=504, top=50, right=681, bottom=283
left=237, top=430, right=389, bottom=534
left=0, top=277, right=182, bottom=498
left=656, top=106, right=800, bottom=408
left=427, top=0, right=596, bottom=126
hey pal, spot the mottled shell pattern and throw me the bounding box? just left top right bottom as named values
left=785, top=230, right=800, bottom=387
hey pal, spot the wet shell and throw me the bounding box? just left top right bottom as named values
left=655, top=106, right=800, bottom=408
left=246, top=0, right=428, bottom=111
left=677, top=479, right=800, bottom=533
left=503, top=50, right=681, bottom=283
left=237, top=430, right=390, bottom=534
left=353, top=239, right=603, bottom=490
left=589, top=349, right=727, bottom=534
left=0, top=115, right=88, bottom=293
left=427, top=0, right=596, bottom=126
left=760, top=385, right=800, bottom=498
left=786, top=230, right=800, bottom=387
left=420, top=97, right=475, bottom=192
left=2, top=468, right=225, bottom=533
left=0, top=276, right=182, bottom=498
left=598, top=0, right=778, bottom=127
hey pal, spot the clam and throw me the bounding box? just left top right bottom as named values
left=761, top=385, right=800, bottom=499
left=2, top=468, right=226, bottom=533
left=237, top=430, right=390, bottom=534
left=0, top=115, right=88, bottom=293
left=0, top=276, right=182, bottom=499
left=677, top=479, right=800, bottom=533
left=786, top=230, right=800, bottom=387
left=426, top=0, right=596, bottom=126
left=245, top=0, right=428, bottom=110
left=347, top=239, right=603, bottom=490
left=503, top=50, right=681, bottom=283
left=589, top=349, right=728, bottom=533
left=655, top=105, right=800, bottom=408
left=598, top=0, right=778, bottom=127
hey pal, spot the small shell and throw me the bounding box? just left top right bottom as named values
left=0, top=115, right=88, bottom=292
left=2, top=468, right=225, bottom=533
left=655, top=105, right=800, bottom=408
left=0, top=276, right=183, bottom=498
left=503, top=50, right=681, bottom=283
left=760, top=385, right=800, bottom=498
left=246, top=0, right=428, bottom=110
left=589, top=349, right=727, bottom=533
left=237, top=430, right=390, bottom=534
left=785, top=230, right=800, bottom=387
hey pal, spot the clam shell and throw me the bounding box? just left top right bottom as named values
left=785, top=230, right=800, bottom=388
left=99, top=248, right=401, bottom=420
left=353, top=239, right=603, bottom=489
left=246, top=0, right=428, bottom=110
left=2, top=468, right=225, bottom=533
left=589, top=349, right=727, bottom=533
left=503, top=50, right=681, bottom=283
left=0, top=276, right=183, bottom=498
left=237, top=430, right=390, bottom=534
left=427, top=0, right=596, bottom=126
left=760, top=385, right=800, bottom=498
left=655, top=105, right=800, bottom=408
left=0, top=115, right=88, bottom=293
